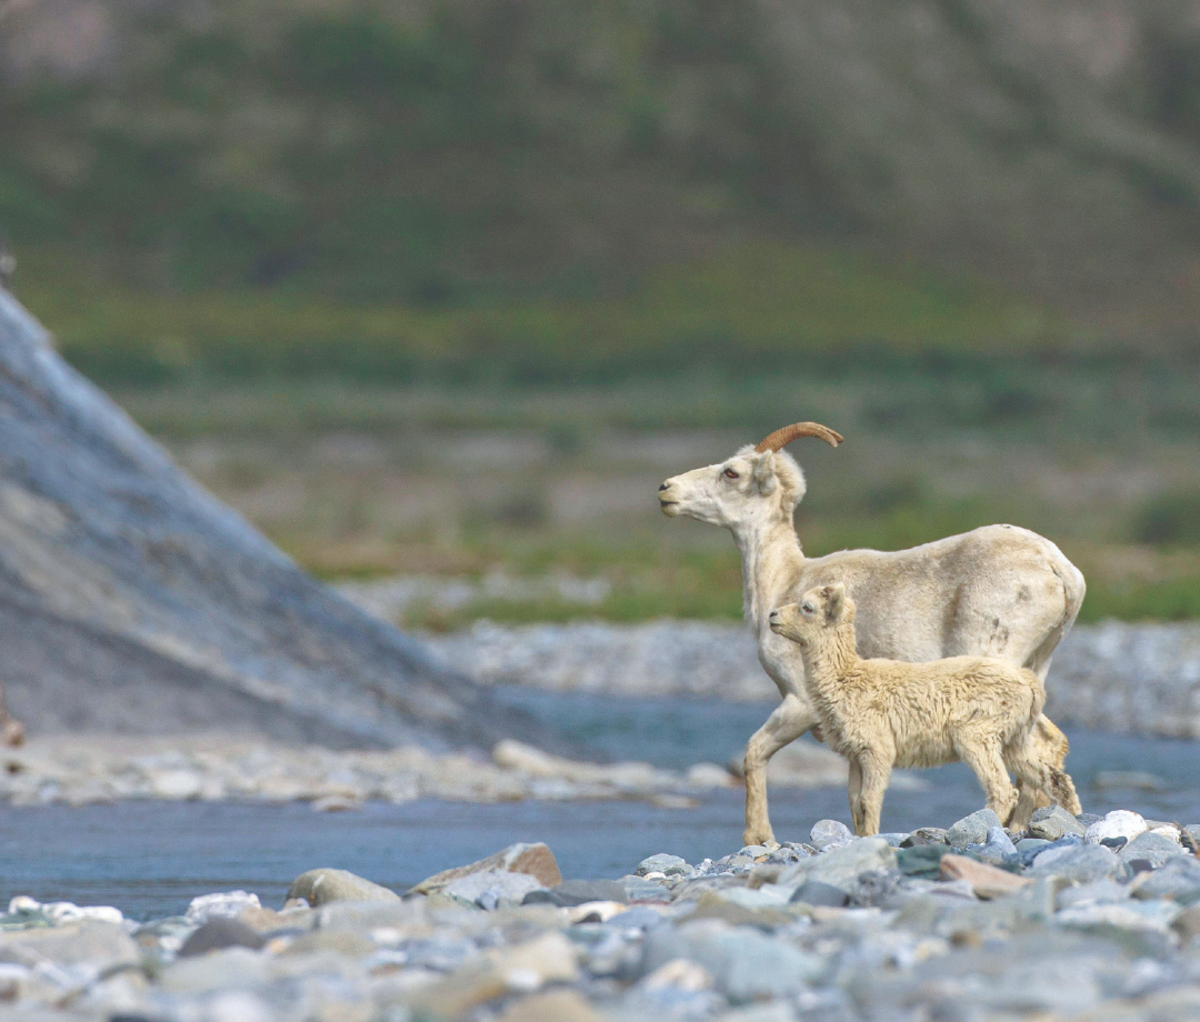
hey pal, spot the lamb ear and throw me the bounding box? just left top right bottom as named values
left=752, top=452, right=777, bottom=495
left=824, top=583, right=846, bottom=624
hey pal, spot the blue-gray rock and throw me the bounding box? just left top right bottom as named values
left=618, top=876, right=673, bottom=903
left=969, top=826, right=1018, bottom=865
left=606, top=906, right=666, bottom=930
left=901, top=827, right=950, bottom=847
left=621, top=985, right=723, bottom=1019
left=637, top=854, right=690, bottom=877
left=644, top=921, right=824, bottom=1001
left=809, top=819, right=854, bottom=850
left=443, top=869, right=544, bottom=910
left=1016, top=839, right=1054, bottom=867
left=897, top=846, right=946, bottom=877
left=1055, top=880, right=1130, bottom=911
left=1029, top=844, right=1126, bottom=884
left=947, top=810, right=1003, bottom=848
left=1118, top=832, right=1187, bottom=870
left=851, top=868, right=905, bottom=907
left=789, top=880, right=850, bottom=907
left=1020, top=834, right=1083, bottom=869
left=1028, top=806, right=1087, bottom=841
left=763, top=845, right=810, bottom=866
left=781, top=837, right=897, bottom=893
left=541, top=879, right=629, bottom=907
left=1055, top=899, right=1181, bottom=934
left=178, top=918, right=266, bottom=957
left=707, top=853, right=758, bottom=875
left=1131, top=855, right=1200, bottom=902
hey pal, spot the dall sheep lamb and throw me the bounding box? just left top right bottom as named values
left=769, top=585, right=1078, bottom=835
left=658, top=422, right=1084, bottom=846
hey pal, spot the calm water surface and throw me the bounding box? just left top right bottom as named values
left=1, top=691, right=1198, bottom=920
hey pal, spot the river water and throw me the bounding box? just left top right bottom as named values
left=1, top=690, right=1198, bottom=919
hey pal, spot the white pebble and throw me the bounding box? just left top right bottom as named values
left=186, top=890, right=261, bottom=924
left=1085, top=810, right=1148, bottom=845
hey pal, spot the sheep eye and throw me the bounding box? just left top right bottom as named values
left=723, top=468, right=739, bottom=479
left=801, top=603, right=814, bottom=614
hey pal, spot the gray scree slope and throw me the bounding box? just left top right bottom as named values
left=0, top=291, right=550, bottom=751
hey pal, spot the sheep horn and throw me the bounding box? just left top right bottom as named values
left=755, top=422, right=844, bottom=453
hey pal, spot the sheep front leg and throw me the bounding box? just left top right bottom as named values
left=743, top=693, right=818, bottom=848
left=847, top=757, right=863, bottom=834
left=855, top=752, right=892, bottom=837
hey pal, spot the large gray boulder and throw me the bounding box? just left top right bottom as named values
left=0, top=292, right=552, bottom=751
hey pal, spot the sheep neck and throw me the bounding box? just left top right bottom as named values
left=732, top=513, right=805, bottom=627
left=799, top=624, right=860, bottom=713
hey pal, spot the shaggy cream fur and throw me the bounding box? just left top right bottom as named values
left=770, top=585, right=1080, bottom=835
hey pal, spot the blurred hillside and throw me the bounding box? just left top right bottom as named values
left=5, top=0, right=1200, bottom=625
left=4, top=0, right=1200, bottom=383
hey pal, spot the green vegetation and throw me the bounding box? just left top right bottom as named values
left=113, top=375, right=1200, bottom=626
left=1131, top=490, right=1200, bottom=548
left=15, top=242, right=1063, bottom=387
left=1079, top=577, right=1200, bottom=623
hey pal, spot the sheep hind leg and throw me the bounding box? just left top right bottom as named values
left=1023, top=715, right=1080, bottom=817
left=742, top=694, right=819, bottom=848
left=1050, top=766, right=1082, bottom=817
left=1005, top=745, right=1052, bottom=832
left=956, top=733, right=1019, bottom=827
left=1018, top=716, right=1067, bottom=812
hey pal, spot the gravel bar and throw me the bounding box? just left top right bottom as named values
left=407, top=619, right=1200, bottom=738
left=6, top=807, right=1200, bottom=1020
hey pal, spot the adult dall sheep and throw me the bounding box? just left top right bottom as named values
left=770, top=585, right=1078, bottom=835
left=657, top=422, right=1084, bottom=846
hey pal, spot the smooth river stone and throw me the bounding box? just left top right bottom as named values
left=947, top=809, right=1003, bottom=848
left=409, top=841, right=562, bottom=895
left=1085, top=811, right=1148, bottom=846
left=1028, top=806, right=1086, bottom=841
left=781, top=837, right=897, bottom=893
left=1119, top=831, right=1188, bottom=870
left=1029, top=844, right=1126, bottom=884
left=1131, top=855, right=1200, bottom=901
left=287, top=868, right=400, bottom=906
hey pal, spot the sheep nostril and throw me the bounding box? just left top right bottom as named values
left=658, top=482, right=670, bottom=492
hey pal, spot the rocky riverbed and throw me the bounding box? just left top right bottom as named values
left=388, top=614, right=1200, bottom=739
left=6, top=807, right=1200, bottom=1020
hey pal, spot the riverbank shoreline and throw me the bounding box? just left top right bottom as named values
left=5, top=808, right=1200, bottom=1020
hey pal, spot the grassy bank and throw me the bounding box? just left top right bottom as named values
left=14, top=241, right=1074, bottom=387
left=105, top=375, right=1200, bottom=626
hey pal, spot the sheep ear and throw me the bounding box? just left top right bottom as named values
left=752, top=453, right=777, bottom=495
left=824, top=583, right=846, bottom=623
